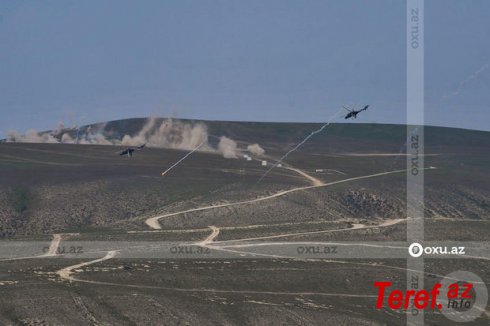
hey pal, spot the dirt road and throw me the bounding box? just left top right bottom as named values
left=198, top=226, right=220, bottom=245
left=57, top=250, right=118, bottom=281
left=213, top=219, right=406, bottom=244
left=43, top=234, right=62, bottom=257
left=145, top=168, right=429, bottom=229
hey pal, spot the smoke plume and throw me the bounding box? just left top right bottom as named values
left=7, top=122, right=114, bottom=145
left=6, top=118, right=244, bottom=159
left=218, top=136, right=238, bottom=159
left=7, top=129, right=59, bottom=143
left=61, top=133, right=74, bottom=143
left=247, top=144, right=265, bottom=156
left=121, top=118, right=212, bottom=151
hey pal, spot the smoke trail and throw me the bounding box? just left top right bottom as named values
left=161, top=141, right=206, bottom=177
left=256, top=108, right=344, bottom=185
left=441, top=62, right=490, bottom=102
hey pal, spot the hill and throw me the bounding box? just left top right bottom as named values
left=0, top=119, right=489, bottom=236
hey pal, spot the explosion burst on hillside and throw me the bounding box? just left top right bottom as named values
left=5, top=118, right=265, bottom=160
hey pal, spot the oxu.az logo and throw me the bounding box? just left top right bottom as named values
left=408, top=243, right=465, bottom=257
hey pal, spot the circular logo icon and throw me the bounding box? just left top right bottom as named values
left=408, top=242, right=423, bottom=258
left=438, top=271, right=488, bottom=322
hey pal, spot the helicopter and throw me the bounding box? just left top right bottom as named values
left=119, top=144, right=146, bottom=157
left=343, top=105, right=369, bottom=119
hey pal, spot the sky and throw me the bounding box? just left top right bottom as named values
left=0, top=0, right=489, bottom=137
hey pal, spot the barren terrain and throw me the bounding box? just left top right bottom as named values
left=0, top=120, right=489, bottom=325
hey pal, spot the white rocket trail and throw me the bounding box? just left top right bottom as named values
left=256, top=108, right=343, bottom=185
left=441, top=62, right=490, bottom=102
left=161, top=141, right=206, bottom=177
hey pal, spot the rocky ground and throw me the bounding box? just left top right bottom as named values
left=0, top=121, right=489, bottom=325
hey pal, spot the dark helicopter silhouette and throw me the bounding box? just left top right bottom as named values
left=119, top=144, right=146, bottom=157
left=343, top=105, right=369, bottom=119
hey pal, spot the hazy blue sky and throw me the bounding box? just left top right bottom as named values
left=1, top=0, right=489, bottom=136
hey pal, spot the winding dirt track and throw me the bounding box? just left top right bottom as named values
left=145, top=168, right=425, bottom=229
left=48, top=166, right=485, bottom=300
left=54, top=229, right=381, bottom=298
left=213, top=219, right=405, bottom=244
left=4, top=161, right=488, bottom=302
left=57, top=250, right=118, bottom=281
left=55, top=225, right=375, bottom=294
left=56, top=218, right=482, bottom=296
